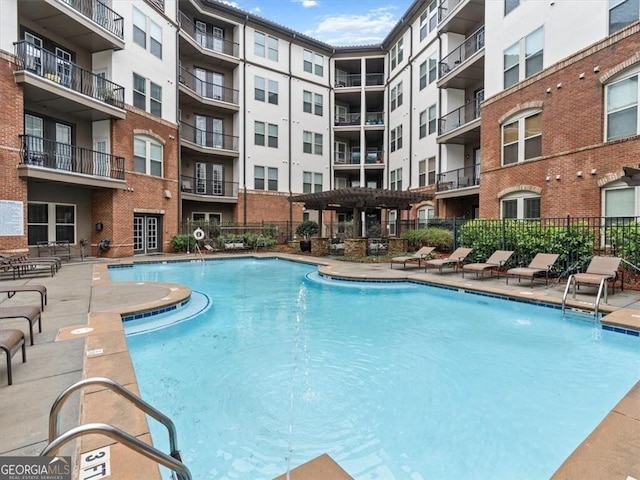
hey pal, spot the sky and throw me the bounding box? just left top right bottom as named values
left=220, top=0, right=415, bottom=46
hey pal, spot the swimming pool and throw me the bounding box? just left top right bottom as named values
left=112, top=259, right=640, bottom=480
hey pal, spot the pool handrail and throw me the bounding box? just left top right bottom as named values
left=49, top=376, right=182, bottom=460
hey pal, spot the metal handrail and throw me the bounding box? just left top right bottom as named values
left=561, top=275, right=607, bottom=317
left=561, top=274, right=574, bottom=315
left=41, top=423, right=192, bottom=480
left=49, top=377, right=181, bottom=460
left=594, top=277, right=607, bottom=318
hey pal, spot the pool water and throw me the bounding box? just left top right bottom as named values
left=112, top=259, right=640, bottom=480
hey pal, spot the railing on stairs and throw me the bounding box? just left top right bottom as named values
left=562, top=275, right=608, bottom=318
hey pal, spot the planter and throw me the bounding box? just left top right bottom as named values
left=300, top=240, right=312, bottom=252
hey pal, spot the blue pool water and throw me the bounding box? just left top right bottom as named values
left=112, top=259, right=640, bottom=480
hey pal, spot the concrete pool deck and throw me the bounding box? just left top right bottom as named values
left=0, top=252, right=639, bottom=479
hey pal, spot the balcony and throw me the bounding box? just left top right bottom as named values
left=334, top=113, right=361, bottom=126
left=19, top=135, right=125, bottom=188
left=437, top=92, right=483, bottom=144
left=180, top=175, right=238, bottom=201
left=180, top=122, right=239, bottom=155
left=14, top=41, right=125, bottom=120
left=436, top=164, right=480, bottom=195
left=178, top=67, right=239, bottom=111
left=334, top=150, right=384, bottom=166
left=179, top=12, right=239, bottom=64
left=335, top=74, right=361, bottom=88
left=19, top=0, right=124, bottom=51
left=437, top=0, right=485, bottom=35
left=364, top=112, right=384, bottom=126
left=365, top=73, right=384, bottom=87
left=438, top=26, right=485, bottom=90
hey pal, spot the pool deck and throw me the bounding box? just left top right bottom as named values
left=0, top=252, right=639, bottom=479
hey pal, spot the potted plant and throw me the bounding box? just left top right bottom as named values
left=296, top=220, right=319, bottom=252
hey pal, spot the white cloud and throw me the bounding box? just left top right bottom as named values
left=293, top=0, right=319, bottom=6
left=219, top=0, right=242, bottom=8
left=306, top=7, right=400, bottom=46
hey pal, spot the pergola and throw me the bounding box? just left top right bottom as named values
left=289, top=187, right=433, bottom=236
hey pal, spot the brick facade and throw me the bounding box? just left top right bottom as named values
left=480, top=25, right=640, bottom=219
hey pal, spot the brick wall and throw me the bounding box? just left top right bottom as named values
left=0, top=51, right=27, bottom=253
left=480, top=25, right=640, bottom=218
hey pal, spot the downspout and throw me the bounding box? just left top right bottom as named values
left=327, top=48, right=336, bottom=237
left=436, top=29, right=442, bottom=218
left=176, top=10, right=182, bottom=233
left=242, top=15, right=248, bottom=224
left=288, top=34, right=294, bottom=239
left=406, top=23, right=413, bottom=232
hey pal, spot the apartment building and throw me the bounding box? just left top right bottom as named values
left=1, top=0, right=639, bottom=258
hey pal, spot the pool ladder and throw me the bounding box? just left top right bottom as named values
left=42, top=376, right=192, bottom=480
left=561, top=275, right=607, bottom=318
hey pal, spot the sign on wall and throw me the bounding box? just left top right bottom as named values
left=0, top=200, right=24, bottom=236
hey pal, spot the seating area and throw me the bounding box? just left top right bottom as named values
left=424, top=247, right=473, bottom=274
left=506, top=253, right=560, bottom=287
left=462, top=250, right=514, bottom=279
left=567, top=256, right=623, bottom=303
left=222, top=238, right=249, bottom=251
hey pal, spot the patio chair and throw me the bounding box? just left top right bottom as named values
left=390, top=246, right=435, bottom=269
left=568, top=256, right=623, bottom=302
left=0, top=257, right=56, bottom=280
left=461, top=250, right=514, bottom=279
left=0, top=329, right=26, bottom=385
left=0, top=306, right=42, bottom=345
left=424, top=247, right=473, bottom=274
left=0, top=284, right=47, bottom=310
left=505, top=253, right=559, bottom=287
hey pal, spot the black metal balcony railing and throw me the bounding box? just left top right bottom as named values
left=179, top=12, right=239, bottom=58
left=179, top=67, right=239, bottom=104
left=180, top=122, right=239, bottom=151
left=439, top=26, right=485, bottom=78
left=180, top=175, right=238, bottom=197
left=57, top=0, right=124, bottom=39
left=438, top=91, right=484, bottom=136
left=365, top=112, right=384, bottom=125
left=335, top=74, right=361, bottom=88
left=14, top=41, right=125, bottom=108
left=436, top=164, right=480, bottom=192
left=334, top=113, right=361, bottom=126
left=365, top=73, right=384, bottom=86
left=20, top=134, right=125, bottom=180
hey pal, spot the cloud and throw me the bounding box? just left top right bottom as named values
left=306, top=7, right=400, bottom=46
left=293, top=0, right=319, bottom=6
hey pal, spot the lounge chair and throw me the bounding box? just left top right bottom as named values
left=0, top=306, right=42, bottom=345
left=569, top=256, right=623, bottom=303
left=0, top=284, right=47, bottom=310
left=390, top=246, right=435, bottom=269
left=0, top=329, right=26, bottom=385
left=505, top=253, right=559, bottom=286
left=461, top=250, right=514, bottom=279
left=0, top=258, right=56, bottom=279
left=0, top=253, right=61, bottom=271
left=424, top=247, right=473, bottom=274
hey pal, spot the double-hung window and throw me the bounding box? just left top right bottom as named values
left=419, top=1, right=438, bottom=40
left=134, top=135, right=163, bottom=176
left=133, top=73, right=162, bottom=117
left=255, top=32, right=278, bottom=61
left=428, top=104, right=437, bottom=135
left=606, top=73, right=638, bottom=141
left=390, top=38, right=403, bottom=70
left=428, top=53, right=437, bottom=84
left=390, top=168, right=402, bottom=191
left=303, top=50, right=324, bottom=76
left=303, top=172, right=323, bottom=193
left=501, top=193, right=540, bottom=219
left=390, top=125, right=403, bottom=152
left=254, top=166, right=278, bottom=190
left=28, top=202, right=76, bottom=245
left=502, top=111, right=542, bottom=165
left=419, top=159, right=427, bottom=186
left=419, top=61, right=427, bottom=90
left=419, top=110, right=427, bottom=138
left=255, top=77, right=278, bottom=104
left=133, top=7, right=162, bottom=58
left=504, top=27, right=544, bottom=88
left=314, top=93, right=323, bottom=116
left=268, top=79, right=278, bottom=105
left=303, top=91, right=312, bottom=113
left=268, top=124, right=278, bottom=148
left=303, top=131, right=322, bottom=154
left=255, top=121, right=265, bottom=146
left=255, top=76, right=265, bottom=101
left=391, top=82, right=403, bottom=111
left=610, top=0, right=640, bottom=34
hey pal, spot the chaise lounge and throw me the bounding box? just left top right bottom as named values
left=390, top=246, right=435, bottom=269
left=568, top=256, right=623, bottom=303
left=0, top=306, right=42, bottom=345
left=0, top=284, right=48, bottom=310
left=505, top=253, right=559, bottom=286
left=424, top=247, right=473, bottom=274
left=462, top=250, right=514, bottom=279
left=0, top=329, right=27, bottom=385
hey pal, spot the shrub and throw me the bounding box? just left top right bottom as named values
left=170, top=234, right=196, bottom=252
left=400, top=227, right=453, bottom=251
left=296, top=220, right=319, bottom=239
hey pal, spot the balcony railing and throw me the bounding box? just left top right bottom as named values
left=179, top=12, right=239, bottom=58
left=334, top=113, right=361, bottom=126
left=180, top=122, right=239, bottom=151
left=365, top=73, right=384, bottom=86
left=365, top=112, right=384, bottom=125
left=438, top=91, right=484, bottom=136
left=439, top=26, right=485, bottom=78
left=20, top=135, right=125, bottom=180
left=437, top=0, right=464, bottom=24
left=334, top=150, right=384, bottom=165
left=181, top=175, right=238, bottom=197
left=335, top=74, right=361, bottom=88
left=179, top=67, right=239, bottom=105
left=14, top=41, right=125, bottom=108
left=56, top=0, right=124, bottom=38
left=436, top=164, right=480, bottom=192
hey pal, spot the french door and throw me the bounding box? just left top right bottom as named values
left=194, top=68, right=224, bottom=101
left=134, top=215, right=161, bottom=254
left=55, top=123, right=72, bottom=170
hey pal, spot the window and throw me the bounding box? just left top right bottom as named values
left=255, top=77, right=278, bottom=104
left=150, top=81, right=162, bottom=116
left=390, top=82, right=403, bottom=111
left=133, top=74, right=161, bottom=117
left=303, top=50, right=324, bottom=76
left=610, top=0, right=640, bottom=34
left=268, top=79, right=278, bottom=105
left=255, top=121, right=265, bottom=146
left=133, top=7, right=162, bottom=58
left=303, top=91, right=312, bottom=113
left=303, top=131, right=322, bottom=154
left=255, top=32, right=277, bottom=60
left=255, top=122, right=277, bottom=148
left=303, top=172, right=323, bottom=193
left=27, top=202, right=76, bottom=245
left=255, top=76, right=265, bottom=101
left=254, top=166, right=277, bottom=190
left=134, top=136, right=163, bottom=176
left=419, top=110, right=427, bottom=138
left=428, top=157, right=436, bottom=184
left=268, top=123, right=278, bottom=148
left=501, top=193, right=540, bottom=219
left=314, top=93, right=323, bottom=116
left=428, top=105, right=437, bottom=135
left=254, top=165, right=264, bottom=189
left=417, top=206, right=434, bottom=228
left=390, top=125, right=403, bottom=152
left=428, top=53, right=437, bottom=84
left=505, top=0, right=520, bottom=15
left=604, top=185, right=636, bottom=218
left=502, top=111, right=542, bottom=165
left=390, top=38, right=403, bottom=70
left=504, top=27, right=544, bottom=88
left=419, top=159, right=426, bottom=186
left=419, top=61, right=427, bottom=90
left=419, top=1, right=438, bottom=40
left=390, top=168, right=402, bottom=191
left=267, top=167, right=278, bottom=190
left=606, top=74, right=638, bottom=141
left=303, top=91, right=322, bottom=116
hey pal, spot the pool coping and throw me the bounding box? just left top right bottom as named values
left=78, top=253, right=640, bottom=479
